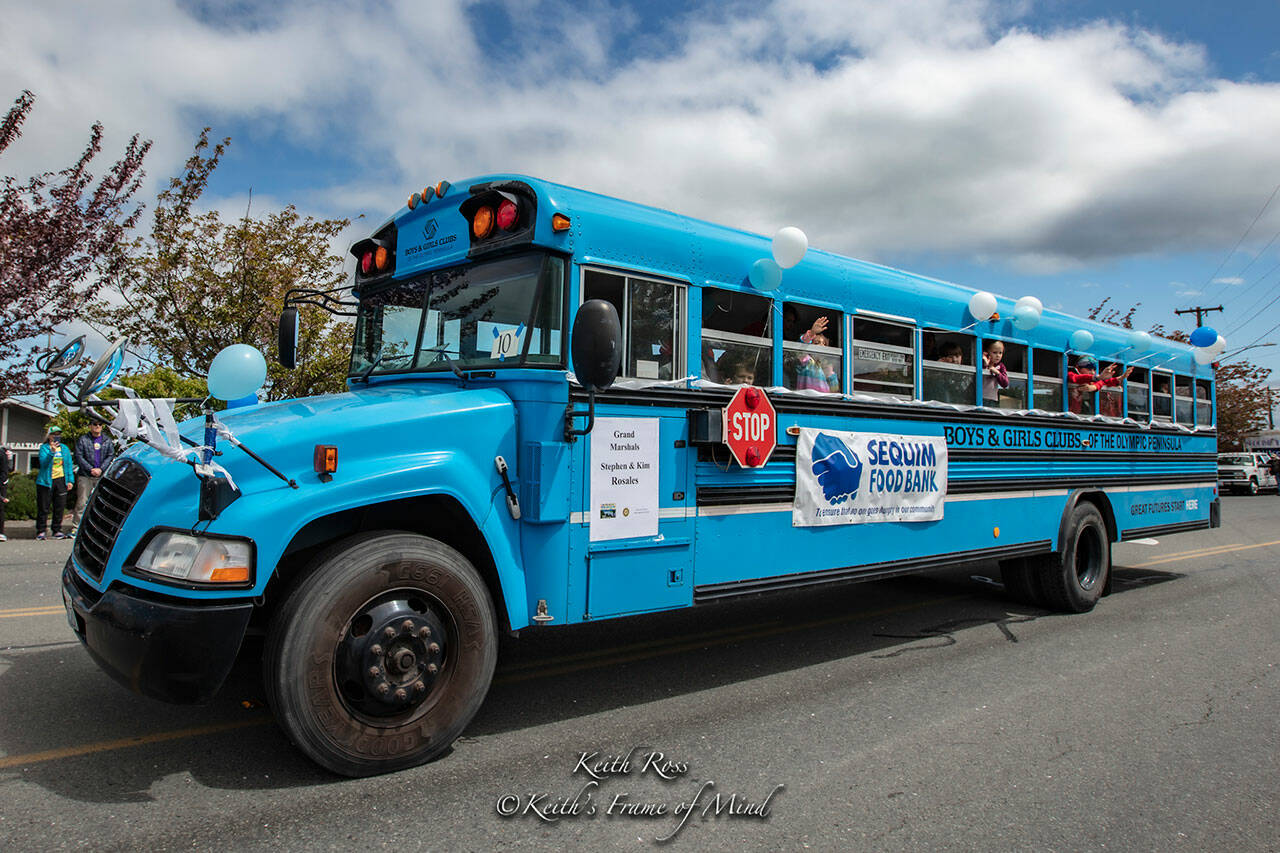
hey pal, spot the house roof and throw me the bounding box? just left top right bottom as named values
left=1, top=397, right=57, bottom=418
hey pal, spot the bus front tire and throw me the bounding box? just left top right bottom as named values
left=1031, top=503, right=1110, bottom=613
left=264, top=532, right=498, bottom=777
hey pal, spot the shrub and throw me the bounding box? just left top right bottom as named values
left=4, top=472, right=37, bottom=521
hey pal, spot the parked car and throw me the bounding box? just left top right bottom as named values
left=1217, top=452, right=1279, bottom=495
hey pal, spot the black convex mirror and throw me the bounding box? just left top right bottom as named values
left=570, top=299, right=621, bottom=391
left=278, top=306, right=299, bottom=369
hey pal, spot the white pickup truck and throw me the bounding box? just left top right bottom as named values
left=1217, top=452, right=1280, bottom=495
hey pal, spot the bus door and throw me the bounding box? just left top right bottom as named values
left=574, top=268, right=694, bottom=620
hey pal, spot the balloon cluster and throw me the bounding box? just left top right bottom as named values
left=749, top=227, right=809, bottom=291
left=967, top=292, right=1043, bottom=331
left=1189, top=326, right=1226, bottom=365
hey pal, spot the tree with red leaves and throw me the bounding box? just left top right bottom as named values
left=0, top=90, right=150, bottom=398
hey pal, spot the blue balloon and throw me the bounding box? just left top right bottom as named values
left=207, top=344, right=268, bottom=401
left=1189, top=326, right=1218, bottom=348
left=748, top=258, right=782, bottom=292
left=1070, top=330, right=1094, bottom=351
left=1013, top=304, right=1040, bottom=330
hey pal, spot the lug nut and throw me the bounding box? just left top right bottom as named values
left=414, top=680, right=426, bottom=693
left=427, top=663, right=439, bottom=675
left=417, top=626, right=431, bottom=639
left=383, top=627, right=396, bottom=640
left=401, top=619, right=415, bottom=632
left=394, top=688, right=408, bottom=701
left=368, top=666, right=380, bottom=678
left=428, top=642, right=440, bottom=655
left=376, top=683, right=390, bottom=695
left=370, top=644, right=383, bottom=656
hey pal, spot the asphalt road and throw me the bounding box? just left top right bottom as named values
left=1, top=496, right=1277, bottom=850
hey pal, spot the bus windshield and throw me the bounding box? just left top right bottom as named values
left=350, top=252, right=563, bottom=376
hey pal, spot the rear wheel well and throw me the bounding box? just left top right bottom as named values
left=1067, top=490, right=1117, bottom=544
left=261, top=495, right=511, bottom=634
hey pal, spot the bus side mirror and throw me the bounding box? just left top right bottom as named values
left=570, top=299, right=621, bottom=391
left=278, top=306, right=299, bottom=369
left=566, top=299, right=622, bottom=440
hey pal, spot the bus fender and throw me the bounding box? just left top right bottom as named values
left=480, top=501, right=531, bottom=631
left=1057, top=489, right=1117, bottom=551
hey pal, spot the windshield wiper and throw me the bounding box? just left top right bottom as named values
left=423, top=345, right=466, bottom=380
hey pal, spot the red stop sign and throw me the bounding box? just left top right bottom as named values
left=722, top=385, right=777, bottom=468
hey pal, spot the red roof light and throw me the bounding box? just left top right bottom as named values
left=496, top=199, right=519, bottom=230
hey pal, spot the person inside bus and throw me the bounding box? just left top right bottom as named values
left=795, top=322, right=840, bottom=392
left=701, top=341, right=722, bottom=383
left=719, top=350, right=757, bottom=386
left=924, top=342, right=969, bottom=404
left=981, top=340, right=1009, bottom=405
left=1068, top=357, right=1131, bottom=414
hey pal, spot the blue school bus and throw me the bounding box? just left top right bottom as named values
left=61, top=175, right=1219, bottom=776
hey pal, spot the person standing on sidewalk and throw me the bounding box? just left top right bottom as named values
left=0, top=445, right=11, bottom=542
left=36, top=427, right=75, bottom=540
left=71, top=422, right=115, bottom=535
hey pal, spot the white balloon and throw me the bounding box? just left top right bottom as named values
left=968, top=291, right=997, bottom=322
left=1194, top=348, right=1217, bottom=365
left=1127, top=330, right=1152, bottom=352
left=772, top=226, right=808, bottom=269
left=1210, top=334, right=1227, bottom=355
left=1015, top=295, right=1043, bottom=315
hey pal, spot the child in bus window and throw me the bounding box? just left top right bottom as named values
left=720, top=350, right=757, bottom=386
left=981, top=340, right=1009, bottom=405
left=796, top=323, right=839, bottom=392
left=1068, top=357, right=1131, bottom=413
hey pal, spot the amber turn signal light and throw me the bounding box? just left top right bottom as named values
left=375, top=246, right=389, bottom=271
left=473, top=206, right=495, bottom=239
left=314, top=445, right=338, bottom=475
left=552, top=213, right=571, bottom=232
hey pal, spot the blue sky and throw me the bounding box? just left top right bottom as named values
left=3, top=0, right=1280, bottom=388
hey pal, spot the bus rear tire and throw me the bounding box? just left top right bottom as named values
left=999, top=557, right=1044, bottom=607
left=264, top=532, right=498, bottom=777
left=1032, top=503, right=1110, bottom=613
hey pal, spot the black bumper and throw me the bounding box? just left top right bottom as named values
left=62, top=559, right=254, bottom=704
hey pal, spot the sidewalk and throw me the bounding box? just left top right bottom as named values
left=1, top=518, right=73, bottom=541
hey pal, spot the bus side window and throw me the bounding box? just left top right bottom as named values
left=582, top=268, right=682, bottom=381
left=851, top=317, right=913, bottom=400
left=1152, top=372, right=1173, bottom=421
left=701, top=287, right=772, bottom=385
left=1174, top=375, right=1194, bottom=424
left=1067, top=355, right=1096, bottom=415
left=983, top=340, right=1027, bottom=408
left=922, top=332, right=975, bottom=405
left=1195, top=378, right=1213, bottom=426
left=1127, top=366, right=1150, bottom=421
left=782, top=303, right=841, bottom=393
left=1031, top=348, right=1062, bottom=411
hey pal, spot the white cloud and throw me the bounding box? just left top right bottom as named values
left=3, top=0, right=1280, bottom=274
left=1212, top=276, right=1245, bottom=285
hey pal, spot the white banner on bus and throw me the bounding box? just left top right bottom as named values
left=793, top=428, right=947, bottom=526
left=589, top=417, right=659, bottom=541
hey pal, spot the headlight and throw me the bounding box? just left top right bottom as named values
left=134, top=531, right=254, bottom=586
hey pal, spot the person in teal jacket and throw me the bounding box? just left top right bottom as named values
left=36, top=427, right=75, bottom=540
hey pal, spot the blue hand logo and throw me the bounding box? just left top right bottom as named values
left=811, top=432, right=862, bottom=504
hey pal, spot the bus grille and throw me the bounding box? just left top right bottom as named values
left=73, top=459, right=149, bottom=581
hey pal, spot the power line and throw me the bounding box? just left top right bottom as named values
left=1200, top=178, right=1280, bottom=293
left=1174, top=305, right=1222, bottom=328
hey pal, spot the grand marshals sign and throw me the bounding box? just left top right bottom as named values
left=793, top=428, right=948, bottom=526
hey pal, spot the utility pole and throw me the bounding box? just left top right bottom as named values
left=1174, top=305, right=1223, bottom=327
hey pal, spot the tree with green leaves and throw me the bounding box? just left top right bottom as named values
left=94, top=130, right=354, bottom=401
left=0, top=90, right=150, bottom=398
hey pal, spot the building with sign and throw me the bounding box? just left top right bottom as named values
left=1243, top=430, right=1280, bottom=453
left=1, top=398, right=56, bottom=473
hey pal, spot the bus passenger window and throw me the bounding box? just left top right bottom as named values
left=1174, top=375, right=1194, bottom=424
left=1098, top=362, right=1125, bottom=417
left=922, top=332, right=975, bottom=405
left=1195, top=378, right=1213, bottom=426
left=851, top=318, right=913, bottom=399
left=1031, top=349, right=1062, bottom=411
left=983, top=340, right=1027, bottom=408
left=701, top=287, right=772, bottom=385
left=1152, top=372, right=1173, bottom=421
left=1067, top=355, right=1098, bottom=414
left=1127, top=367, right=1150, bottom=420
left=583, top=268, right=682, bottom=381
left=782, top=304, right=841, bottom=393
